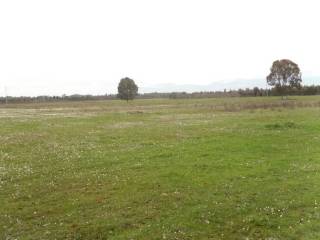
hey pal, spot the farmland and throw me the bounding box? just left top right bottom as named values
left=1, top=96, right=320, bottom=239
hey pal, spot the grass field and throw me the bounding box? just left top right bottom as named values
left=1, top=96, right=320, bottom=239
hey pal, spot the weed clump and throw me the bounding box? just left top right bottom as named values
left=265, top=121, right=298, bottom=130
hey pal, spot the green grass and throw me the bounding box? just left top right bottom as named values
left=1, top=96, right=320, bottom=239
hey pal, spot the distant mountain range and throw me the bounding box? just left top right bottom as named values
left=140, top=77, right=320, bottom=93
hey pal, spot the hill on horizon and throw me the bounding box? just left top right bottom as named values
left=140, top=76, right=320, bottom=93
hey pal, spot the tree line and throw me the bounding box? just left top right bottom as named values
left=1, top=85, right=320, bottom=104
left=1, top=59, right=318, bottom=104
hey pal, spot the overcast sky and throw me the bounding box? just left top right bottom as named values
left=0, top=0, right=319, bottom=96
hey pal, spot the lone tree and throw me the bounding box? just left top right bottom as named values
left=266, top=59, right=302, bottom=98
left=117, top=77, right=138, bottom=102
